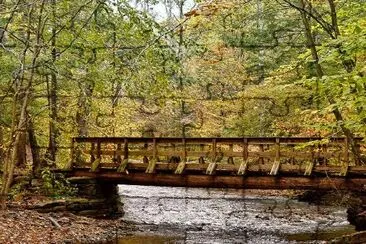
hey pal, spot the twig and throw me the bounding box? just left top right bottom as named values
left=48, top=216, right=61, bottom=228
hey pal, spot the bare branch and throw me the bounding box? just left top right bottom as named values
left=279, top=0, right=336, bottom=39
left=0, top=0, right=22, bottom=43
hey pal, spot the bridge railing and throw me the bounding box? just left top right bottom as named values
left=67, top=137, right=365, bottom=177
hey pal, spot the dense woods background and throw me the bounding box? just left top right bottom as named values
left=0, top=0, right=365, bottom=201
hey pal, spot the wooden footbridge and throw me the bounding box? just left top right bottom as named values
left=66, top=137, right=366, bottom=192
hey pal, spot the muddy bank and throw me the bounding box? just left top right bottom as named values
left=296, top=190, right=366, bottom=231
left=347, top=194, right=366, bottom=231
left=0, top=208, right=134, bottom=243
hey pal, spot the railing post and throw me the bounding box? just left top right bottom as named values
left=259, top=144, right=264, bottom=164
left=124, top=138, right=129, bottom=159
left=238, top=138, right=248, bottom=175
left=175, top=138, right=187, bottom=174
left=206, top=139, right=217, bottom=175
left=90, top=142, right=95, bottom=163
left=270, top=138, right=281, bottom=175
left=290, top=145, right=295, bottom=165
left=198, top=144, right=205, bottom=164
left=355, top=142, right=361, bottom=165
left=228, top=144, right=234, bottom=164
left=115, top=143, right=122, bottom=164
left=304, top=145, right=315, bottom=176
left=146, top=138, right=157, bottom=173
left=97, top=141, right=101, bottom=159
left=117, top=139, right=129, bottom=173
left=340, top=137, right=349, bottom=176
left=183, top=139, right=187, bottom=163
left=64, top=138, right=75, bottom=170
left=91, top=141, right=101, bottom=172
left=323, top=144, right=328, bottom=165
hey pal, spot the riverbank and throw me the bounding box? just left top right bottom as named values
left=0, top=208, right=134, bottom=243
left=0, top=193, right=133, bottom=244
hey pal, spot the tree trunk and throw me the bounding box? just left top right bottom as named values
left=0, top=126, right=3, bottom=164
left=299, top=0, right=363, bottom=165
left=28, top=118, right=41, bottom=177
left=327, top=0, right=355, bottom=72
left=1, top=90, right=30, bottom=209
left=0, top=0, right=4, bottom=43
left=0, top=1, right=45, bottom=209
left=45, top=0, right=58, bottom=166
left=76, top=81, right=94, bottom=137
left=15, top=132, right=26, bottom=168
left=178, top=0, right=187, bottom=138
left=327, top=0, right=340, bottom=38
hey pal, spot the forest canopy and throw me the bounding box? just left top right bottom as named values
left=0, top=0, right=365, bottom=195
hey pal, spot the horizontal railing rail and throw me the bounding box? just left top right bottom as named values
left=72, top=136, right=364, bottom=144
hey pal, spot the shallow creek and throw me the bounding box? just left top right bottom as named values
left=117, top=185, right=355, bottom=243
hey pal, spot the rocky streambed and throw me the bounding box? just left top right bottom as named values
left=118, top=186, right=359, bottom=243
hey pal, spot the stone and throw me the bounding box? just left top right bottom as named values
left=348, top=205, right=366, bottom=231
left=31, top=179, right=43, bottom=187
left=31, top=178, right=124, bottom=219
left=58, top=217, right=71, bottom=225
left=32, top=200, right=66, bottom=209
left=67, top=177, right=97, bottom=184
left=51, top=206, right=67, bottom=212
left=347, top=194, right=366, bottom=231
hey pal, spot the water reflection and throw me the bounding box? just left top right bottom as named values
left=118, top=185, right=354, bottom=243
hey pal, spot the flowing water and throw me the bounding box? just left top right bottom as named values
left=118, top=185, right=355, bottom=243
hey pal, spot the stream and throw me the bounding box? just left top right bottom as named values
left=117, top=185, right=355, bottom=243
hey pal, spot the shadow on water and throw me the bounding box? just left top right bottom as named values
left=117, top=235, right=182, bottom=244
left=286, top=225, right=355, bottom=242
left=117, top=185, right=355, bottom=243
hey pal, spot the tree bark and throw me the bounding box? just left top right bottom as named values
left=27, top=117, right=41, bottom=177
left=76, top=80, right=94, bottom=137
left=299, top=0, right=363, bottom=165
left=45, top=0, right=58, bottom=166
left=327, top=0, right=340, bottom=38
left=15, top=132, right=26, bottom=168
left=177, top=0, right=187, bottom=138
left=1, top=1, right=45, bottom=209
left=0, top=126, right=3, bottom=164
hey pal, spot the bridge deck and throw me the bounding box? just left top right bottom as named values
left=67, top=137, right=366, bottom=191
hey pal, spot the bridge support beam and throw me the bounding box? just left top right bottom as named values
left=68, top=177, right=124, bottom=218
left=71, top=170, right=366, bottom=192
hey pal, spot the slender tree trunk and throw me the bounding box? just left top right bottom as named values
left=300, top=0, right=363, bottom=164
left=0, top=126, right=3, bottom=164
left=27, top=117, right=41, bottom=177
left=1, top=1, right=45, bottom=209
left=256, top=0, right=265, bottom=84
left=76, top=81, right=94, bottom=137
left=15, top=132, right=26, bottom=168
left=0, top=0, right=4, bottom=43
left=327, top=0, right=340, bottom=37
left=177, top=0, right=187, bottom=137
left=44, top=0, right=58, bottom=166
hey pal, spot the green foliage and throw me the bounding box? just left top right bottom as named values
left=0, top=0, right=365, bottom=176
left=40, top=168, right=77, bottom=198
